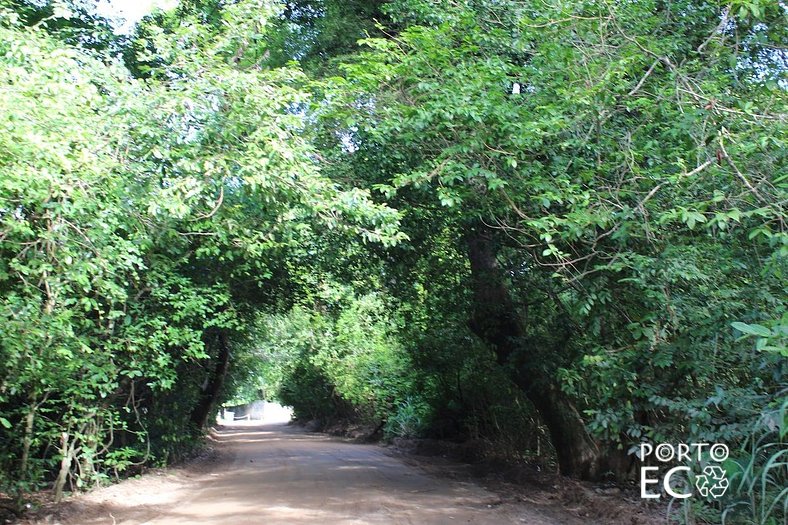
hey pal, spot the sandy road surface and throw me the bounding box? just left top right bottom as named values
left=44, top=421, right=598, bottom=525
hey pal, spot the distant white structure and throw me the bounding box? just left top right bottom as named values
left=218, top=401, right=293, bottom=425
left=512, top=82, right=521, bottom=94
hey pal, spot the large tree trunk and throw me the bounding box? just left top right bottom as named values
left=466, top=228, right=601, bottom=479
left=190, top=331, right=231, bottom=431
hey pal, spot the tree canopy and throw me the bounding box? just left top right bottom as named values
left=0, top=0, right=785, bottom=523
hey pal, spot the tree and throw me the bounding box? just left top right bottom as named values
left=3, top=0, right=122, bottom=53
left=0, top=0, right=403, bottom=502
left=310, top=0, right=785, bottom=477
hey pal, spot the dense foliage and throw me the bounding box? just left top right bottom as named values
left=0, top=0, right=401, bottom=505
left=0, top=0, right=785, bottom=523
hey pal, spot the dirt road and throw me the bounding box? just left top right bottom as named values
left=44, top=421, right=608, bottom=525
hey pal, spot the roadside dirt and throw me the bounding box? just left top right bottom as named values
left=386, top=441, right=663, bottom=525
left=16, top=422, right=662, bottom=525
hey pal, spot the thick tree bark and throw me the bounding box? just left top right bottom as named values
left=190, top=331, right=231, bottom=431
left=465, top=228, right=601, bottom=479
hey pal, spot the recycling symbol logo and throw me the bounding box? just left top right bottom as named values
left=695, top=465, right=729, bottom=498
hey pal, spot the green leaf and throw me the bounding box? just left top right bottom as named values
left=731, top=322, right=772, bottom=337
